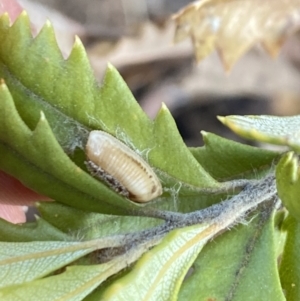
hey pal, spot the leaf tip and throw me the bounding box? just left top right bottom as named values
left=107, top=62, right=114, bottom=70
left=217, top=116, right=225, bottom=123
left=39, top=111, right=46, bottom=122
left=44, top=19, right=52, bottom=28
left=68, top=35, right=88, bottom=61
left=0, top=79, right=8, bottom=92
left=201, top=130, right=208, bottom=137
left=20, top=10, right=28, bottom=18
left=156, top=102, right=172, bottom=118
left=0, top=12, right=8, bottom=19
left=73, top=35, right=83, bottom=47
left=161, top=102, right=169, bottom=111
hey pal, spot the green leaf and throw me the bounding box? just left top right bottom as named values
left=191, top=131, right=280, bottom=180
left=97, top=224, right=211, bottom=301
left=179, top=210, right=285, bottom=301
left=219, top=115, right=300, bottom=152
left=0, top=241, right=160, bottom=301
left=37, top=202, right=163, bottom=240
left=0, top=262, right=118, bottom=301
left=276, top=151, right=300, bottom=221
left=0, top=240, right=102, bottom=289
left=280, top=214, right=300, bottom=301
left=0, top=13, right=223, bottom=214
left=0, top=81, right=139, bottom=215
left=0, top=13, right=216, bottom=185
left=0, top=217, right=69, bottom=242
left=151, top=105, right=219, bottom=189
left=0, top=11, right=288, bottom=301
left=0, top=13, right=92, bottom=152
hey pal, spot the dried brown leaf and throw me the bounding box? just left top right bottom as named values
left=173, top=0, right=300, bottom=70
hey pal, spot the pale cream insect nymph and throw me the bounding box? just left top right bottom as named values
left=85, top=130, right=162, bottom=203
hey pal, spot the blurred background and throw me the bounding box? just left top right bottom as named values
left=18, top=0, right=300, bottom=146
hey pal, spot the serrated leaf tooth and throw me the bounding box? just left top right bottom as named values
left=33, top=20, right=62, bottom=60
left=0, top=12, right=11, bottom=26
left=39, top=111, right=46, bottom=121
